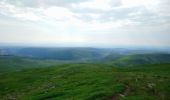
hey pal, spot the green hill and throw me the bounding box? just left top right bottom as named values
left=0, top=55, right=59, bottom=73
left=1, top=48, right=109, bottom=60
left=0, top=48, right=170, bottom=100
left=112, top=53, right=170, bottom=67
left=0, top=63, right=169, bottom=100
left=1, top=52, right=170, bottom=73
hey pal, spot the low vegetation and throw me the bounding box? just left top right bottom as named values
left=0, top=63, right=169, bottom=100
left=0, top=55, right=59, bottom=73
left=0, top=48, right=169, bottom=100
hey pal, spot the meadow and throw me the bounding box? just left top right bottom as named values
left=0, top=63, right=169, bottom=100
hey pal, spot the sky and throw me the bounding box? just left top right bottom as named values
left=0, top=0, right=170, bottom=47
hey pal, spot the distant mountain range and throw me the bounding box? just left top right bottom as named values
left=1, top=47, right=169, bottom=60
left=0, top=47, right=170, bottom=69
left=111, top=53, right=170, bottom=67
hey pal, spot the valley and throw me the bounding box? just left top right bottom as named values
left=0, top=47, right=170, bottom=100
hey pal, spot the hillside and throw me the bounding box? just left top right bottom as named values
left=2, top=47, right=169, bottom=61
left=0, top=47, right=170, bottom=100
left=0, top=55, right=59, bottom=73
left=1, top=47, right=170, bottom=62
left=112, top=53, right=170, bottom=67
left=0, top=63, right=170, bottom=100
left=1, top=47, right=170, bottom=71
left=0, top=47, right=111, bottom=60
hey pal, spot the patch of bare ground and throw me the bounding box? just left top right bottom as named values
left=110, top=86, right=130, bottom=100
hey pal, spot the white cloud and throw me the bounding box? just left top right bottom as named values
left=154, top=0, right=170, bottom=16
left=0, top=0, right=170, bottom=47
left=71, top=0, right=112, bottom=11
left=0, top=1, right=42, bottom=21
left=121, top=0, right=158, bottom=8
left=43, top=6, right=74, bottom=20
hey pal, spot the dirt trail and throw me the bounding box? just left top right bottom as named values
left=110, top=86, right=130, bottom=100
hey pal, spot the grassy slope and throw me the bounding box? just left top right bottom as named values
left=0, top=56, right=60, bottom=73
left=112, top=53, right=170, bottom=67
left=7, top=48, right=106, bottom=60
left=0, top=63, right=169, bottom=100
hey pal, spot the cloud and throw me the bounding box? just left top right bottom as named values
left=155, top=0, right=170, bottom=16
left=3, top=0, right=87, bottom=8
left=43, top=6, right=74, bottom=20
left=71, top=0, right=113, bottom=11
left=0, top=0, right=170, bottom=47
left=0, top=1, right=43, bottom=21
left=121, top=0, right=156, bottom=8
left=1, top=0, right=169, bottom=24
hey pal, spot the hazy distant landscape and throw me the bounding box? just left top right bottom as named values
left=0, top=0, right=170, bottom=100
left=0, top=47, right=170, bottom=100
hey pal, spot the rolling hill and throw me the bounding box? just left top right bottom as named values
left=0, top=47, right=112, bottom=60
left=0, top=63, right=169, bottom=100
left=112, top=53, right=170, bottom=67
left=0, top=55, right=60, bottom=73
left=0, top=47, right=170, bottom=100
left=1, top=47, right=170, bottom=73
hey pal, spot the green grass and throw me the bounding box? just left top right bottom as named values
left=0, top=63, right=170, bottom=100
left=0, top=56, right=65, bottom=73
left=0, top=64, right=170, bottom=100
left=112, top=53, right=170, bottom=67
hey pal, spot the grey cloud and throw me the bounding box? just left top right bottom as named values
left=158, top=0, right=170, bottom=14
left=1, top=0, right=170, bottom=26
left=42, top=0, right=88, bottom=7
left=110, top=0, right=122, bottom=7
left=3, top=0, right=89, bottom=8
left=100, top=7, right=140, bottom=21
left=95, top=6, right=170, bottom=26
left=70, top=7, right=105, bottom=14
left=74, top=7, right=143, bottom=23
left=70, top=8, right=105, bottom=22
left=3, top=0, right=39, bottom=7
left=68, top=0, right=168, bottom=25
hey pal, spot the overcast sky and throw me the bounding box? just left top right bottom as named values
left=0, top=0, right=170, bottom=47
